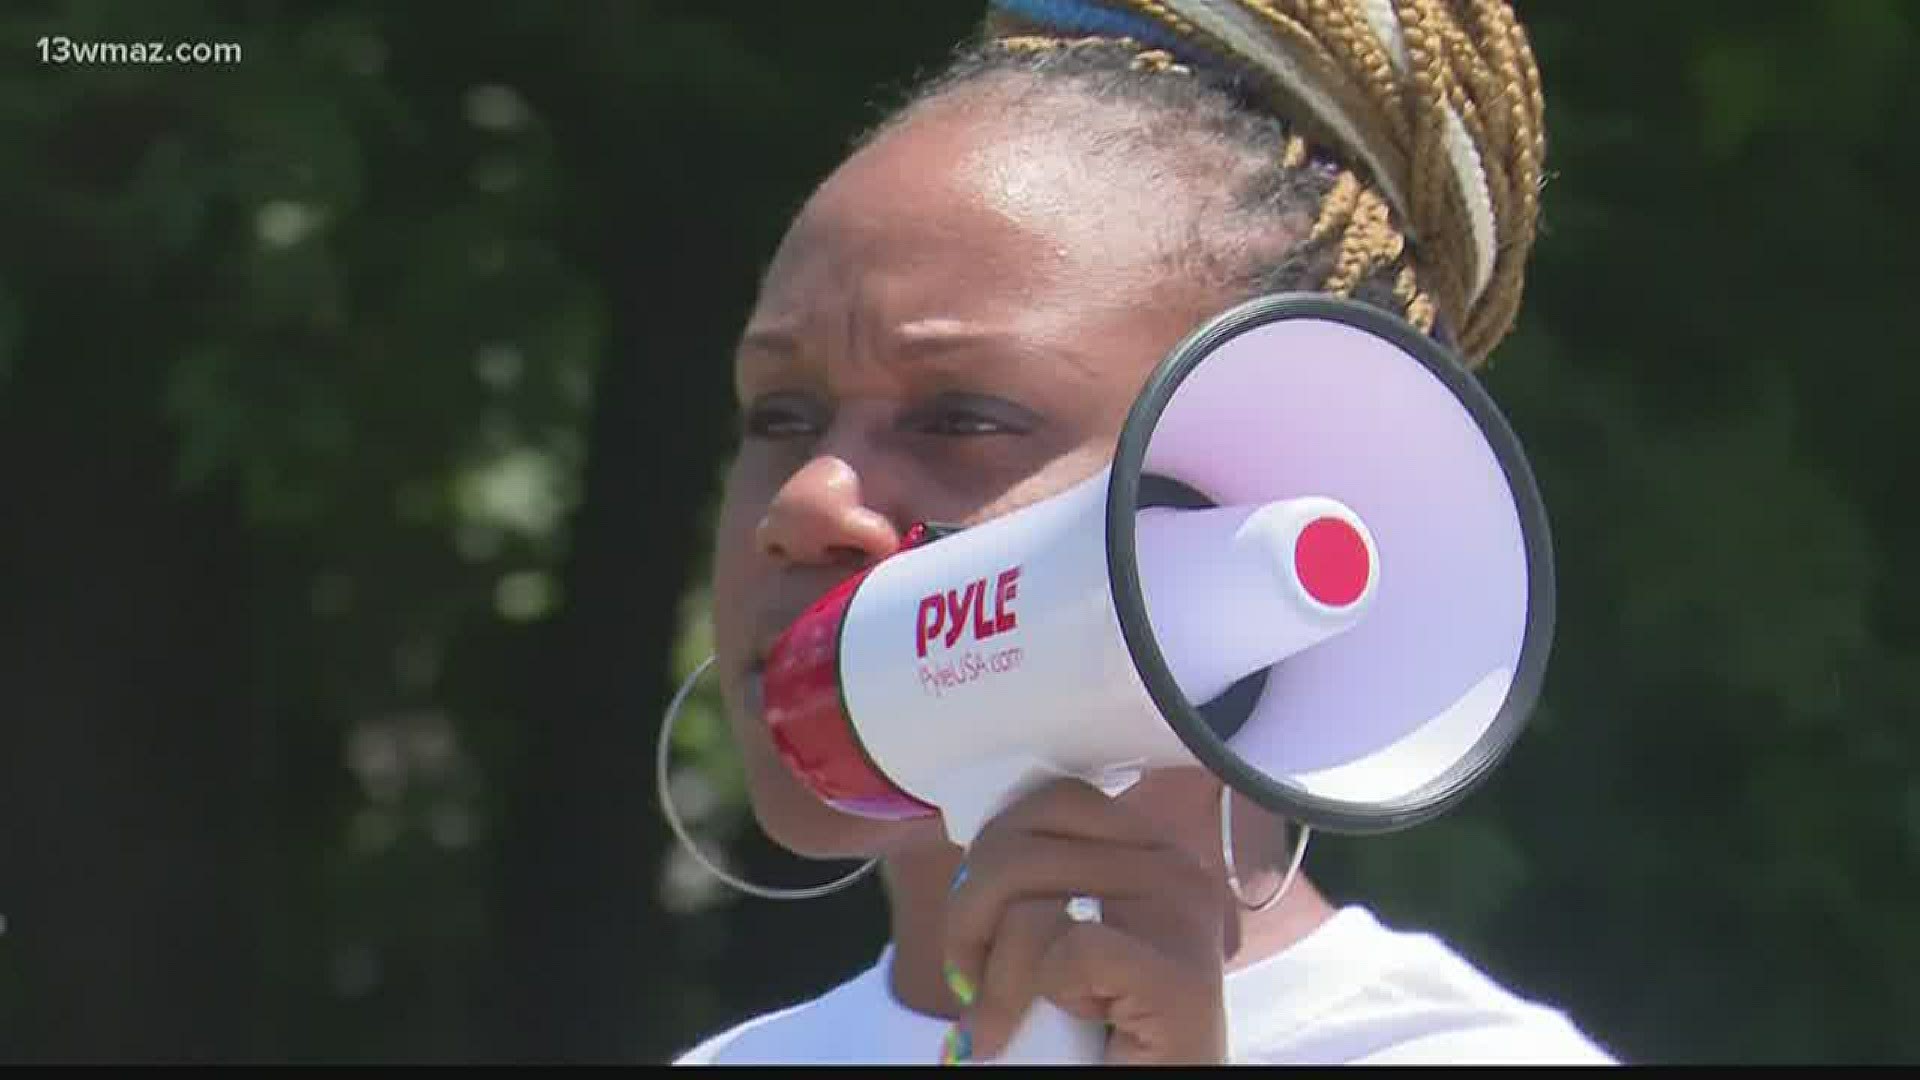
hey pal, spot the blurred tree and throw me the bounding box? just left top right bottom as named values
left=0, top=0, right=608, bottom=1061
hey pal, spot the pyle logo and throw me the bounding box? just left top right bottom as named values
left=915, top=567, right=1021, bottom=658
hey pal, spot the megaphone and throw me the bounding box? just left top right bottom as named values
left=760, top=293, right=1554, bottom=1061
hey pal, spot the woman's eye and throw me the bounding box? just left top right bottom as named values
left=741, top=397, right=821, bottom=439
left=923, top=408, right=1005, bottom=436
left=910, top=395, right=1034, bottom=437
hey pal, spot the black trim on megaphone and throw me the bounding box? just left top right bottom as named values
left=1105, top=293, right=1558, bottom=837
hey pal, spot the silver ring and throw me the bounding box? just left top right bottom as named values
left=1064, top=894, right=1103, bottom=923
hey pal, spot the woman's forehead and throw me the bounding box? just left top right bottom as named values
left=760, top=93, right=1203, bottom=317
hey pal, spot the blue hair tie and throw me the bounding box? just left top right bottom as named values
left=987, top=0, right=1195, bottom=59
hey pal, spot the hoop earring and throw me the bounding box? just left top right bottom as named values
left=1220, top=784, right=1312, bottom=914
left=656, top=655, right=878, bottom=902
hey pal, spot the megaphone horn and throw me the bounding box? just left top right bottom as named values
left=763, top=292, right=1554, bottom=848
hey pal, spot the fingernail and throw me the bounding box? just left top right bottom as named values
left=950, top=861, right=968, bottom=892
left=944, top=962, right=976, bottom=1007
left=940, top=1022, right=973, bottom=1065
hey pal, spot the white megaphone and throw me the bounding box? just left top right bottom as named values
left=760, top=294, right=1555, bottom=1064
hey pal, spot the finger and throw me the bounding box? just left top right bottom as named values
left=944, top=831, right=1213, bottom=999
left=1033, top=920, right=1227, bottom=1065
left=958, top=895, right=1068, bottom=1061
left=946, top=831, right=1219, bottom=985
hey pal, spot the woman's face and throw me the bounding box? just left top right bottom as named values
left=709, top=87, right=1253, bottom=859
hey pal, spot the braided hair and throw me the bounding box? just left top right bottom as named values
left=861, top=0, right=1546, bottom=369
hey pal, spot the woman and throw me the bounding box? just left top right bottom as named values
left=669, top=0, right=1614, bottom=1065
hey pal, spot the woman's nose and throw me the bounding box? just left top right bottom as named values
left=755, top=455, right=902, bottom=570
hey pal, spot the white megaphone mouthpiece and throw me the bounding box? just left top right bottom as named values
left=757, top=294, right=1556, bottom=1065
left=1137, top=496, right=1378, bottom=710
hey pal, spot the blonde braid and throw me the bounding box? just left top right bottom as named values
left=1457, top=0, right=1547, bottom=358
left=982, top=0, right=1547, bottom=367
left=1392, top=0, right=1479, bottom=343
left=1297, top=1, right=1407, bottom=128
left=1280, top=133, right=1311, bottom=169
left=1393, top=264, right=1438, bottom=334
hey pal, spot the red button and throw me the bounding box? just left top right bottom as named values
left=1294, top=516, right=1370, bottom=607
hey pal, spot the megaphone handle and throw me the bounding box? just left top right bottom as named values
left=974, top=894, right=1109, bottom=1064
left=930, top=756, right=1114, bottom=1064
left=984, top=991, right=1108, bottom=1064
left=919, top=784, right=1156, bottom=1057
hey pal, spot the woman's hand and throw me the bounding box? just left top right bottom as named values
left=941, top=777, right=1231, bottom=1065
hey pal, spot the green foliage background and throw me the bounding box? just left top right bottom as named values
left=0, top=0, right=1914, bottom=1065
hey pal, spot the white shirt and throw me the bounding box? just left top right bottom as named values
left=671, top=905, right=1618, bottom=1065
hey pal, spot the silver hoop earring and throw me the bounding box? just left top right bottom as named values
left=1220, top=785, right=1311, bottom=914
left=656, top=655, right=879, bottom=902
